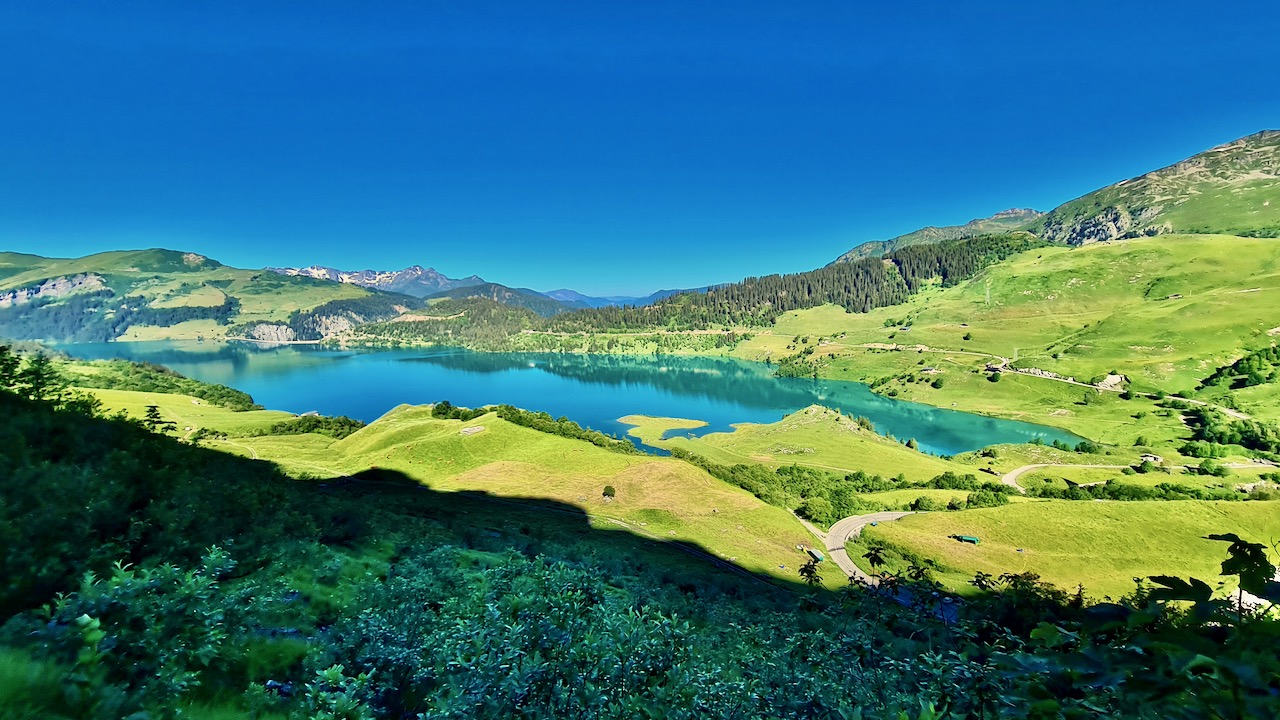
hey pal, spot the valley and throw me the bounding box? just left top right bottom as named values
left=4, top=128, right=1280, bottom=718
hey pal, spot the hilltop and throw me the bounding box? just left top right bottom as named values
left=1031, top=129, right=1280, bottom=243
left=832, top=208, right=1044, bottom=263
left=0, top=248, right=403, bottom=343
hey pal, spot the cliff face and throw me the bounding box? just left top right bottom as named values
left=243, top=323, right=298, bottom=342
left=0, top=274, right=106, bottom=308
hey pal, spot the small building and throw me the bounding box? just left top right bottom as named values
left=1140, top=453, right=1164, bottom=464
left=805, top=548, right=825, bottom=563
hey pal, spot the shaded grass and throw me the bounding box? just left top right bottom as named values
left=209, top=405, right=842, bottom=587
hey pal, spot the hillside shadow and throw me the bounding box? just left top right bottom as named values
left=321, top=465, right=810, bottom=598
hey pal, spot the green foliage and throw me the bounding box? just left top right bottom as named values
left=2, top=356, right=1280, bottom=717
left=258, top=415, right=367, bottom=440
left=30, top=548, right=236, bottom=713
left=493, top=404, right=641, bottom=455
left=429, top=400, right=488, bottom=421
left=602, top=484, right=616, bottom=498
left=0, top=289, right=240, bottom=343
left=1187, top=406, right=1280, bottom=454
left=66, top=359, right=261, bottom=411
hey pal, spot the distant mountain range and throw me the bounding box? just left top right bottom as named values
left=269, top=264, right=696, bottom=312
left=268, top=264, right=485, bottom=298
left=541, top=287, right=695, bottom=309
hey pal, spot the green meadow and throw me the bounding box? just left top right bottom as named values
left=857, top=500, right=1280, bottom=598
left=621, top=405, right=969, bottom=481
left=83, top=388, right=841, bottom=587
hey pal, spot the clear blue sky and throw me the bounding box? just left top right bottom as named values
left=2, top=2, right=1277, bottom=295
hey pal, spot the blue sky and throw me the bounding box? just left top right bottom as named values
left=2, top=2, right=1278, bottom=295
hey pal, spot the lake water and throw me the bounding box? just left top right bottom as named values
left=60, top=341, right=1078, bottom=456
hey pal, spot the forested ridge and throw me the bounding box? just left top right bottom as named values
left=347, top=234, right=1044, bottom=349
left=1, top=345, right=1278, bottom=718
left=546, top=234, right=1042, bottom=332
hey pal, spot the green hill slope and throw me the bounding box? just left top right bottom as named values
left=859, top=499, right=1280, bottom=598
left=1031, top=130, right=1280, bottom=244
left=744, top=234, right=1280, bottom=393
left=0, top=248, right=403, bottom=342
left=832, top=208, right=1043, bottom=263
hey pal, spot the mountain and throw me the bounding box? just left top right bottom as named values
left=427, top=282, right=574, bottom=317
left=269, top=264, right=485, bottom=298
left=0, top=248, right=413, bottom=343
left=1030, top=130, right=1280, bottom=244
left=832, top=208, right=1044, bottom=264
left=539, top=287, right=700, bottom=308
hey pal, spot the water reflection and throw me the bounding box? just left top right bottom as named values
left=60, top=341, right=1078, bottom=456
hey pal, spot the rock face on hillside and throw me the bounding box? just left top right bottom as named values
left=1031, top=130, right=1280, bottom=244
left=269, top=264, right=485, bottom=298
left=0, top=274, right=105, bottom=308
left=832, top=208, right=1043, bottom=264
left=242, top=323, right=298, bottom=342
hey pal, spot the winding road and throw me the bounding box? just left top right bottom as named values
left=803, top=511, right=916, bottom=583
left=999, top=463, right=1130, bottom=493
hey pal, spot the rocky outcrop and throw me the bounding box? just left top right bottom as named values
left=309, top=314, right=355, bottom=337
left=1030, top=130, right=1280, bottom=244
left=242, top=323, right=298, bottom=342
left=1036, top=206, right=1171, bottom=245
left=0, top=274, right=106, bottom=308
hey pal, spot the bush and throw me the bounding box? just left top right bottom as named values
left=602, top=485, right=616, bottom=499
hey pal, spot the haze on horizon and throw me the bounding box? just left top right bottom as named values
left=2, top=1, right=1278, bottom=296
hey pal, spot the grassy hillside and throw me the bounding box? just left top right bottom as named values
left=737, top=235, right=1280, bottom=394
left=0, top=249, right=380, bottom=342
left=1031, top=130, right=1280, bottom=243
left=858, top=499, right=1280, bottom=598
left=621, top=405, right=969, bottom=481
left=82, top=387, right=837, bottom=586
left=833, top=208, right=1043, bottom=263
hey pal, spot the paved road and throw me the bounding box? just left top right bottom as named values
left=819, top=511, right=916, bottom=583
left=999, top=464, right=1131, bottom=493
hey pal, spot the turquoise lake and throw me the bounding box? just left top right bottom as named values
left=61, top=341, right=1079, bottom=455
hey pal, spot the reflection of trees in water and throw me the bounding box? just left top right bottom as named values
left=406, top=351, right=817, bottom=411
left=63, top=342, right=1075, bottom=451
left=403, top=350, right=1074, bottom=449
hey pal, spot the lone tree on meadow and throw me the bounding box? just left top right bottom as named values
left=143, top=405, right=178, bottom=434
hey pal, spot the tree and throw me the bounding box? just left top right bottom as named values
left=602, top=485, right=616, bottom=499
left=799, top=558, right=822, bottom=588
left=907, top=563, right=933, bottom=582
left=16, top=353, right=64, bottom=402
left=863, top=546, right=888, bottom=571
left=143, top=405, right=177, bottom=434
left=0, top=344, right=19, bottom=390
